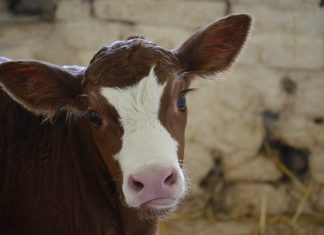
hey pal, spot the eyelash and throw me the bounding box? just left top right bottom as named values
left=176, top=88, right=195, bottom=111
left=180, top=88, right=196, bottom=95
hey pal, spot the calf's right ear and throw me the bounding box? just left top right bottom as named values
left=174, top=14, right=252, bottom=77
left=0, top=60, right=86, bottom=117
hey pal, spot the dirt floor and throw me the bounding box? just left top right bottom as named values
left=160, top=197, right=324, bottom=235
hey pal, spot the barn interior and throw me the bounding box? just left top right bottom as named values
left=0, top=0, right=323, bottom=234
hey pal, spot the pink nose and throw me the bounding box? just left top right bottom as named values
left=128, top=167, right=178, bottom=206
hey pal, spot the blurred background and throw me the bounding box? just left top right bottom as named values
left=0, top=0, right=323, bottom=234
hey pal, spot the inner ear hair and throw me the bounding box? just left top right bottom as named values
left=0, top=60, right=86, bottom=118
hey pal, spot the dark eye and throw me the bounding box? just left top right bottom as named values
left=89, top=111, right=102, bottom=128
left=177, top=95, right=187, bottom=111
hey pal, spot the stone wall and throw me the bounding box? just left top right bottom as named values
left=0, top=0, right=324, bottom=234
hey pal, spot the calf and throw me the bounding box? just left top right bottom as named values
left=0, top=14, right=252, bottom=235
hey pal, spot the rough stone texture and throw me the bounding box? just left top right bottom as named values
left=274, top=72, right=324, bottom=149
left=233, top=0, right=324, bottom=70
left=94, top=0, right=225, bottom=30
left=56, top=0, right=90, bottom=20
left=1, top=0, right=324, bottom=233
left=184, top=142, right=213, bottom=195
left=310, top=148, right=324, bottom=184
left=316, top=187, right=324, bottom=212
left=224, top=183, right=290, bottom=215
left=234, top=1, right=324, bottom=36
left=186, top=66, right=269, bottom=166
left=260, top=34, right=324, bottom=70
left=224, top=155, right=282, bottom=182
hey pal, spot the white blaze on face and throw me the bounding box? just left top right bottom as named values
left=100, top=68, right=185, bottom=207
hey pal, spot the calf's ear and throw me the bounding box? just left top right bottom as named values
left=0, top=60, right=86, bottom=117
left=174, top=14, right=252, bottom=76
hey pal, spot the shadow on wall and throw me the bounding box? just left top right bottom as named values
left=7, top=0, right=58, bottom=21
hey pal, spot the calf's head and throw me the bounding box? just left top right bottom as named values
left=0, top=15, right=251, bottom=212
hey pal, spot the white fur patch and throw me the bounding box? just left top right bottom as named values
left=100, top=68, right=185, bottom=207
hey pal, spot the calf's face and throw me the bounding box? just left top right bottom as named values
left=85, top=41, right=191, bottom=209
left=0, top=14, right=252, bottom=212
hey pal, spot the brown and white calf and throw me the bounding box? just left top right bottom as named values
left=0, top=14, right=251, bottom=235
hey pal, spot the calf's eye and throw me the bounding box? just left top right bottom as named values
left=177, top=95, right=186, bottom=111
left=89, top=111, right=102, bottom=128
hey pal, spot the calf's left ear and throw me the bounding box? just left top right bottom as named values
left=0, top=60, right=86, bottom=117
left=174, top=14, right=252, bottom=76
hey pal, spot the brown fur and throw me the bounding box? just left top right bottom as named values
left=0, top=14, right=252, bottom=235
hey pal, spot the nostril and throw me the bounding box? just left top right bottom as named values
left=129, top=177, right=144, bottom=192
left=133, top=180, right=144, bottom=190
left=164, top=170, right=177, bottom=186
